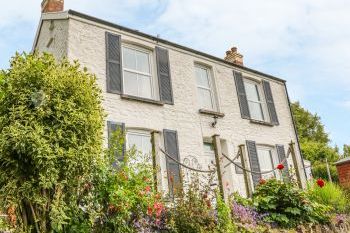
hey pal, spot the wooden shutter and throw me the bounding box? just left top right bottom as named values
left=262, top=80, right=279, bottom=125
left=246, top=140, right=261, bottom=187
left=276, top=145, right=290, bottom=182
left=106, top=32, right=122, bottom=94
left=163, top=129, right=181, bottom=195
left=234, top=71, right=250, bottom=119
left=156, top=47, right=173, bottom=104
left=107, top=121, right=125, bottom=163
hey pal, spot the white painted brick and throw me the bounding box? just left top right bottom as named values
left=34, top=16, right=307, bottom=196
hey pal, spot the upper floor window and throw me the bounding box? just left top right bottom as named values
left=195, top=65, right=217, bottom=111
left=122, top=45, right=153, bottom=99
left=244, top=79, right=269, bottom=122
left=257, top=146, right=280, bottom=180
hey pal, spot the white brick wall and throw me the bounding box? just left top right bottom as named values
left=34, top=13, right=307, bottom=197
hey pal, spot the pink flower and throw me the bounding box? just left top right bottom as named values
left=145, top=186, right=151, bottom=193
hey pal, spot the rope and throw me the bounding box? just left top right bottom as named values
left=159, top=148, right=216, bottom=173
left=222, top=153, right=288, bottom=174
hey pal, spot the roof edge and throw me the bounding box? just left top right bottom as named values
left=65, top=9, right=286, bottom=83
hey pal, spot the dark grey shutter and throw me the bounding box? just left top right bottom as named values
left=106, top=32, right=122, bottom=94
left=234, top=71, right=250, bottom=119
left=262, top=80, right=279, bottom=125
left=107, top=121, right=125, bottom=164
left=276, top=145, right=290, bottom=182
left=163, top=129, right=181, bottom=195
left=156, top=47, right=173, bottom=104
left=246, top=140, right=261, bottom=187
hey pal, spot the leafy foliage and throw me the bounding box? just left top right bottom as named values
left=0, top=53, right=105, bottom=232
left=253, top=179, right=332, bottom=228
left=344, top=144, right=350, bottom=158
left=216, top=191, right=236, bottom=233
left=308, top=181, right=350, bottom=214
left=170, top=177, right=217, bottom=233
left=291, top=102, right=340, bottom=182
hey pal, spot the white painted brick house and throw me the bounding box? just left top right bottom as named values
left=33, top=0, right=307, bottom=197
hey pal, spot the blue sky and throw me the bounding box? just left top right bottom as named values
left=1, top=0, right=349, bottom=150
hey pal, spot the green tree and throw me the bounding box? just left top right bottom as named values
left=291, top=102, right=340, bottom=182
left=0, top=53, right=105, bottom=232
left=291, top=102, right=329, bottom=144
left=343, top=144, right=350, bottom=158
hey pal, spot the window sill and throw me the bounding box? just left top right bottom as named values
left=249, top=119, right=274, bottom=127
left=121, top=94, right=164, bottom=106
left=199, top=109, right=225, bottom=118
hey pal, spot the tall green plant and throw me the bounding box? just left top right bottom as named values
left=0, top=53, right=105, bottom=232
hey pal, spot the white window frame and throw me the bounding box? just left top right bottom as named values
left=122, top=44, right=155, bottom=99
left=195, top=64, right=217, bottom=111
left=244, top=78, right=269, bottom=122
left=257, top=145, right=280, bottom=180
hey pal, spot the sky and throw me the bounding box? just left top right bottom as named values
left=0, top=0, right=349, bottom=150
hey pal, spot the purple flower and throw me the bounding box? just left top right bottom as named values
left=231, top=202, right=265, bottom=228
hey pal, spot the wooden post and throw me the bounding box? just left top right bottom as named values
left=289, top=141, right=303, bottom=189
left=212, top=134, right=224, bottom=198
left=325, top=158, right=333, bottom=183
left=239, top=144, right=253, bottom=198
left=151, top=131, right=159, bottom=192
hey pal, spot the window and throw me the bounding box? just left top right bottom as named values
left=122, top=46, right=153, bottom=99
left=244, top=79, right=269, bottom=121
left=203, top=142, right=215, bottom=156
left=126, top=131, right=152, bottom=164
left=257, top=146, right=280, bottom=180
left=195, top=65, right=216, bottom=110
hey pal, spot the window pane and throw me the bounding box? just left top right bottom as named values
left=198, top=88, right=213, bottom=110
left=124, top=71, right=138, bottom=96
left=257, top=149, right=275, bottom=179
left=245, top=82, right=260, bottom=102
left=123, top=47, right=136, bottom=70
left=195, top=67, right=210, bottom=88
left=136, top=51, right=150, bottom=73
left=138, top=75, right=152, bottom=99
left=203, top=142, right=215, bottom=156
left=128, top=134, right=143, bottom=152
left=142, top=136, right=152, bottom=156
left=248, top=101, right=264, bottom=121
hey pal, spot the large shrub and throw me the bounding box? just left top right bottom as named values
left=253, top=179, right=331, bottom=228
left=308, top=181, right=350, bottom=214
left=0, top=53, right=105, bottom=232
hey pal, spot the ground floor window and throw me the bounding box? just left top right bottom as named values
left=126, top=130, right=152, bottom=164
left=257, top=146, right=280, bottom=180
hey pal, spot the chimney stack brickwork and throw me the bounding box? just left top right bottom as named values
left=41, top=0, right=64, bottom=13
left=224, top=47, right=243, bottom=66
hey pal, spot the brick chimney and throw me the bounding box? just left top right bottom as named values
left=41, top=0, right=64, bottom=13
left=224, top=47, right=243, bottom=66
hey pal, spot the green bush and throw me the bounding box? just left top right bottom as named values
left=170, top=178, right=217, bottom=233
left=308, top=181, right=350, bottom=214
left=0, top=53, right=105, bottom=232
left=253, top=179, right=332, bottom=228
left=216, top=191, right=236, bottom=233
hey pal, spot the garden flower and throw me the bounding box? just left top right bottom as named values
left=276, top=164, right=284, bottom=170
left=316, top=178, right=325, bottom=188
left=147, top=206, right=153, bottom=216
left=259, top=178, right=266, bottom=185
left=145, top=185, right=151, bottom=193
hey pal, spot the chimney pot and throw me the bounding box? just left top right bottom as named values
left=41, top=0, right=64, bottom=13
left=224, top=46, right=243, bottom=66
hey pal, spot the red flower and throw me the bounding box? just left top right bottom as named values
left=259, top=178, right=266, bottom=185
left=145, top=186, right=151, bottom=193
left=277, top=164, right=284, bottom=170
left=153, top=202, right=164, bottom=217
left=316, top=178, right=325, bottom=188
left=147, top=206, right=153, bottom=216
